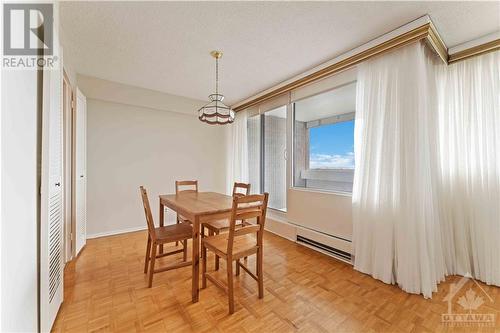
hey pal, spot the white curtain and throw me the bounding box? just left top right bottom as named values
left=225, top=110, right=249, bottom=194
left=352, top=42, right=446, bottom=298
left=353, top=42, right=500, bottom=297
left=437, top=51, right=500, bottom=285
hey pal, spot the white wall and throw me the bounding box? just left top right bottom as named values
left=84, top=84, right=227, bottom=237
left=287, top=189, right=352, bottom=240
left=1, top=70, right=39, bottom=332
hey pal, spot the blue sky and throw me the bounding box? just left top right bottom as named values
left=309, top=120, right=355, bottom=169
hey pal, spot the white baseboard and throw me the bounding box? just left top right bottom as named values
left=265, top=218, right=297, bottom=242
left=88, top=220, right=294, bottom=241
left=296, top=225, right=352, bottom=254
left=87, top=218, right=352, bottom=265
left=265, top=214, right=353, bottom=265
left=86, top=226, right=147, bottom=239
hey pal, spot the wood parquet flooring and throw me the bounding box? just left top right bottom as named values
left=52, top=229, right=500, bottom=333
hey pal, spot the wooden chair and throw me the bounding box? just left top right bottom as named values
left=202, top=192, right=269, bottom=314
left=175, top=180, right=198, bottom=195
left=231, top=182, right=251, bottom=198
left=174, top=180, right=198, bottom=245
left=201, top=182, right=251, bottom=270
left=140, top=186, right=193, bottom=287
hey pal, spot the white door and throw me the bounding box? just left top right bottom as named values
left=74, top=88, right=87, bottom=255
left=40, top=45, right=64, bottom=332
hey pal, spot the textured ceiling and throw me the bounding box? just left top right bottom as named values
left=60, top=1, right=500, bottom=105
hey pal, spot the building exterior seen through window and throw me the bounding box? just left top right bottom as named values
left=247, top=81, right=357, bottom=212
left=293, top=82, right=356, bottom=193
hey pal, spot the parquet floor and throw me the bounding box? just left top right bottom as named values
left=52, top=230, right=500, bottom=332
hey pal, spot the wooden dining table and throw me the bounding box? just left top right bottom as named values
left=159, top=191, right=234, bottom=303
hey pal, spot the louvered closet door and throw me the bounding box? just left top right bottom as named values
left=74, top=88, right=87, bottom=255
left=40, top=48, right=64, bottom=331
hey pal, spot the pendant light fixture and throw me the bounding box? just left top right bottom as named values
left=198, top=50, right=235, bottom=125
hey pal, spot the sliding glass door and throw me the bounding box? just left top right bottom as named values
left=247, top=113, right=261, bottom=194
left=247, top=105, right=288, bottom=211
left=264, top=106, right=287, bottom=211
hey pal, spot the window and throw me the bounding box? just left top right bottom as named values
left=293, top=82, right=356, bottom=193
left=247, top=113, right=261, bottom=194
left=264, top=107, right=287, bottom=211
left=247, top=105, right=287, bottom=211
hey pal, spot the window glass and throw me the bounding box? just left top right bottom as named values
left=247, top=114, right=261, bottom=194
left=293, top=82, right=356, bottom=193
left=264, top=106, right=287, bottom=211
left=246, top=106, right=287, bottom=211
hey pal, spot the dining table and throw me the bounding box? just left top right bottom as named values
left=158, top=191, right=234, bottom=303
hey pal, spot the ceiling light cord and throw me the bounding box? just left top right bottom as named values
left=215, top=56, right=219, bottom=95
left=215, top=57, right=219, bottom=108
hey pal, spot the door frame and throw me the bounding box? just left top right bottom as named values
left=73, top=88, right=87, bottom=255
left=62, top=70, right=75, bottom=262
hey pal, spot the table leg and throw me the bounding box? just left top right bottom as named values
left=159, top=200, right=164, bottom=254
left=192, top=215, right=200, bottom=303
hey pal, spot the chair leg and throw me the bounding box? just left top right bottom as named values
left=257, top=247, right=264, bottom=298
left=236, top=259, right=240, bottom=276
left=202, top=244, right=207, bottom=289
left=148, top=242, right=157, bottom=288
left=183, top=239, right=187, bottom=261
left=144, top=235, right=151, bottom=274
left=227, top=257, right=235, bottom=314
left=214, top=230, right=220, bottom=271
left=200, top=225, right=205, bottom=259
left=175, top=216, right=179, bottom=246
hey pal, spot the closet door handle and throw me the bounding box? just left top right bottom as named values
left=55, top=182, right=61, bottom=187
left=80, top=175, right=84, bottom=178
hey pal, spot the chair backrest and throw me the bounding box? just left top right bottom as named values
left=232, top=182, right=250, bottom=198
left=226, top=193, right=269, bottom=256
left=175, top=180, right=198, bottom=195
left=139, top=186, right=156, bottom=240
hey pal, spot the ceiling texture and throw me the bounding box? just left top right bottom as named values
left=60, top=1, right=500, bottom=106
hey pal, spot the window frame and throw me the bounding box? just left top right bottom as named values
left=246, top=72, right=358, bottom=202
left=291, top=89, right=356, bottom=196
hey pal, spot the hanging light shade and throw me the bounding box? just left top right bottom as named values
left=198, top=51, right=235, bottom=125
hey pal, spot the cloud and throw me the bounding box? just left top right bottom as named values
left=310, top=152, right=354, bottom=169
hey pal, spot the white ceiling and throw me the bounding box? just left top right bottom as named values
left=295, top=82, right=357, bottom=122
left=60, top=1, right=500, bottom=105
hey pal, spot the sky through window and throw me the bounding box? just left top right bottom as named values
left=309, top=119, right=355, bottom=169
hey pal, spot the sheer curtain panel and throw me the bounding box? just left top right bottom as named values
left=226, top=110, right=249, bottom=194
left=352, top=42, right=445, bottom=298
left=437, top=51, right=500, bottom=285
left=353, top=41, right=499, bottom=297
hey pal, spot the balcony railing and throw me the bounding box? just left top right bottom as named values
left=298, top=168, right=354, bottom=193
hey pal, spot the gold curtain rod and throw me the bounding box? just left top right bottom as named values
left=448, top=38, right=500, bottom=64
left=233, top=22, right=499, bottom=112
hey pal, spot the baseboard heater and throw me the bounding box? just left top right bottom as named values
left=297, top=235, right=352, bottom=263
